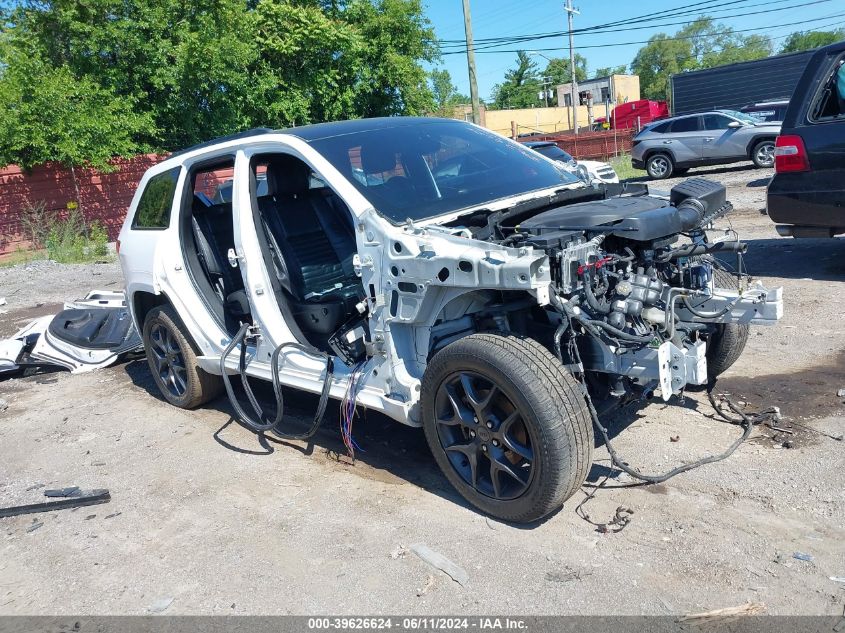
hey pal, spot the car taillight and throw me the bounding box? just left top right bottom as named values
left=631, top=139, right=641, bottom=147
left=774, top=135, right=809, bottom=173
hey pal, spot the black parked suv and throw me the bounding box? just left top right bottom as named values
left=767, top=40, right=845, bottom=237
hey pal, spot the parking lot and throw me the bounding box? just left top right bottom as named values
left=1, top=161, right=844, bottom=616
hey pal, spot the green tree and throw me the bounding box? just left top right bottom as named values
left=0, top=50, right=151, bottom=170
left=0, top=0, right=438, bottom=163
left=490, top=50, right=542, bottom=109
left=429, top=68, right=469, bottom=116
left=595, top=64, right=627, bottom=77
left=780, top=30, right=845, bottom=53
left=632, top=17, right=773, bottom=101
left=632, top=34, right=693, bottom=100
left=543, top=54, right=588, bottom=86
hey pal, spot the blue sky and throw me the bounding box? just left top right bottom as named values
left=423, top=0, right=845, bottom=101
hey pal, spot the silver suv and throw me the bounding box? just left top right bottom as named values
left=631, top=110, right=780, bottom=179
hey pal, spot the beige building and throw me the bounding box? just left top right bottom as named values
left=556, top=74, right=640, bottom=123
left=449, top=74, right=641, bottom=137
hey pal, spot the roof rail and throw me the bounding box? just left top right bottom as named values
left=168, top=127, right=277, bottom=159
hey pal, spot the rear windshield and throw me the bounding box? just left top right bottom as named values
left=307, top=119, right=577, bottom=223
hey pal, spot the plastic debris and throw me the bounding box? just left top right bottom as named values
left=830, top=576, right=845, bottom=583
left=410, top=543, right=469, bottom=587
left=148, top=597, right=174, bottom=613
left=679, top=603, right=766, bottom=623
left=837, top=388, right=845, bottom=398
left=792, top=552, right=813, bottom=562
left=0, top=398, right=7, bottom=412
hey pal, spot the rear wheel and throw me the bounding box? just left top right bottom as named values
left=706, top=268, right=750, bottom=379
left=421, top=333, right=593, bottom=523
left=646, top=153, right=674, bottom=179
left=751, top=140, right=775, bottom=168
left=143, top=305, right=223, bottom=409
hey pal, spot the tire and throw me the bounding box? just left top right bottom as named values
left=706, top=268, right=750, bottom=379
left=751, top=139, right=775, bottom=168
left=142, top=305, right=223, bottom=409
left=645, top=153, right=674, bottom=179
left=420, top=333, right=593, bottom=523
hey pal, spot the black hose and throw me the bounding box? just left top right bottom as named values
left=583, top=318, right=654, bottom=343
left=568, top=337, right=772, bottom=485
left=269, top=342, right=334, bottom=441
left=219, top=324, right=335, bottom=438
left=682, top=296, right=731, bottom=319
left=581, top=268, right=612, bottom=314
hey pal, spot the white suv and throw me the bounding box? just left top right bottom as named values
left=118, top=117, right=782, bottom=522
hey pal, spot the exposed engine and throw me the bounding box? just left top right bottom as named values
left=456, top=178, right=782, bottom=402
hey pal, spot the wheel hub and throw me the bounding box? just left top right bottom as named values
left=433, top=371, right=535, bottom=501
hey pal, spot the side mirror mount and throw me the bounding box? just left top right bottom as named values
left=727, top=121, right=743, bottom=129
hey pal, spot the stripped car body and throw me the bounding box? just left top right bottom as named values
left=4, top=118, right=783, bottom=522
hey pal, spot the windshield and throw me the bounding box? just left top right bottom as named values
left=718, top=109, right=758, bottom=125
left=307, top=119, right=578, bottom=222
left=532, top=144, right=575, bottom=163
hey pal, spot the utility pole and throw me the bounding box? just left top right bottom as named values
left=462, top=0, right=481, bottom=125
left=565, top=0, right=580, bottom=134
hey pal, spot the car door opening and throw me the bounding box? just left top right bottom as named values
left=250, top=153, right=367, bottom=357
left=180, top=158, right=253, bottom=335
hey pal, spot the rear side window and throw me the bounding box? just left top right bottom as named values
left=132, top=167, right=180, bottom=229
left=650, top=121, right=671, bottom=134
left=669, top=117, right=700, bottom=133
left=810, top=54, right=845, bottom=122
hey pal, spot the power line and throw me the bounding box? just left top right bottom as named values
left=437, top=0, right=834, bottom=51
left=440, top=12, right=845, bottom=55
left=437, top=0, right=760, bottom=45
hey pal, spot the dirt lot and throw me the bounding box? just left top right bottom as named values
left=1, top=162, right=843, bottom=616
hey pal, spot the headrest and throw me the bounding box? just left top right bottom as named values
left=361, top=143, right=399, bottom=175
left=264, top=155, right=311, bottom=196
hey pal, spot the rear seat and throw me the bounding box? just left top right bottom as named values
left=191, top=197, right=250, bottom=317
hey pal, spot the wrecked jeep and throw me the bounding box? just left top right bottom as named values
left=111, top=118, right=781, bottom=522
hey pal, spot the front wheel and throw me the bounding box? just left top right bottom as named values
left=706, top=268, right=750, bottom=379
left=752, top=140, right=775, bottom=168
left=420, top=333, right=593, bottom=523
left=646, top=153, right=674, bottom=179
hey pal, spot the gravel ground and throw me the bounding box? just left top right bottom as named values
left=0, top=259, right=123, bottom=337
left=0, top=163, right=843, bottom=616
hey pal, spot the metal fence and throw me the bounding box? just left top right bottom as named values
left=519, top=128, right=637, bottom=161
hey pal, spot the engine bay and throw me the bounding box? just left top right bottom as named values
left=442, top=178, right=782, bottom=403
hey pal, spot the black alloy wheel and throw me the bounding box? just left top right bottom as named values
left=434, top=370, right=535, bottom=500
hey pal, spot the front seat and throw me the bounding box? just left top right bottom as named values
left=257, top=155, right=363, bottom=335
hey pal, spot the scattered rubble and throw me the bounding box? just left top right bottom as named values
left=410, top=544, right=468, bottom=587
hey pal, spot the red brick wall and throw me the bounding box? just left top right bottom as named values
left=0, top=153, right=167, bottom=255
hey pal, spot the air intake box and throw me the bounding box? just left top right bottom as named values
left=669, top=178, right=726, bottom=211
